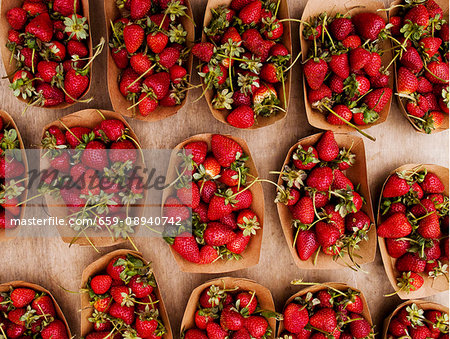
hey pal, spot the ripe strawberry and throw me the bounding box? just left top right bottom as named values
left=192, top=42, right=215, bottom=63
left=329, top=17, right=353, bottom=41
left=123, top=24, right=144, bottom=54
left=290, top=196, right=314, bottom=224
left=316, top=131, right=339, bottom=162
left=172, top=232, right=200, bottom=263
left=370, top=73, right=390, bottom=88
left=332, top=169, right=354, bottom=190
left=352, top=12, right=385, bottom=41
left=417, top=212, right=441, bottom=239
left=35, top=83, right=65, bottom=106
left=25, top=13, right=53, bottom=42
left=170, top=65, right=187, bottom=84
left=108, top=303, right=135, bottom=325
left=308, top=84, right=332, bottom=103
left=231, top=0, right=255, bottom=11
left=383, top=174, right=410, bottom=198
left=143, top=72, right=170, bottom=100
left=329, top=53, right=350, bottom=79
left=138, top=94, right=158, bottom=116
left=11, top=288, right=35, bottom=308
left=8, top=29, right=23, bottom=45
left=304, top=58, right=328, bottom=90
left=293, top=145, right=319, bottom=170
left=306, top=166, right=333, bottom=191
left=64, top=68, right=89, bottom=103
left=227, top=105, right=255, bottom=128
left=342, top=35, right=361, bottom=49
left=53, top=0, right=79, bottom=16
left=316, top=221, right=340, bottom=248
left=221, top=307, right=244, bottom=331
left=41, top=320, right=68, bottom=339
left=147, top=32, right=168, bottom=54
left=421, top=173, right=445, bottom=193
left=185, top=329, right=208, bottom=339
left=363, top=87, right=392, bottom=113
left=90, top=275, right=112, bottom=295
left=50, top=152, right=70, bottom=173
left=199, top=245, right=219, bottom=264
left=397, top=67, right=418, bottom=94
left=158, top=47, right=180, bottom=69
left=207, top=196, right=233, bottom=221
left=244, top=316, right=268, bottom=338
left=364, top=52, right=382, bottom=77
left=206, top=322, right=228, bottom=339
left=81, top=141, right=108, bottom=170
left=184, top=141, right=207, bottom=165
left=130, top=53, right=153, bottom=75
left=65, top=126, right=91, bottom=148
left=230, top=186, right=253, bottom=211
left=130, top=0, right=151, bottom=19
left=327, top=105, right=352, bottom=125
left=400, top=47, right=423, bottom=73
left=135, top=316, right=157, bottom=338
left=204, top=222, right=236, bottom=246
left=211, top=134, right=243, bottom=167
left=232, top=91, right=251, bottom=107
left=385, top=238, right=410, bottom=258
left=350, top=47, right=371, bottom=71
left=296, top=229, right=319, bottom=260
left=405, top=5, right=429, bottom=27
left=7, top=8, right=27, bottom=30
left=395, top=253, right=426, bottom=272
left=309, top=308, right=337, bottom=333
left=239, top=1, right=262, bottom=24
left=378, top=212, right=412, bottom=238
left=349, top=313, right=371, bottom=338
left=163, top=196, right=190, bottom=221
left=32, top=295, right=56, bottom=317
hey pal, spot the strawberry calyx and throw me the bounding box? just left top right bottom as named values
left=64, top=14, right=89, bottom=41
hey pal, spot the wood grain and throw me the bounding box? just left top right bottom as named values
left=0, top=0, right=447, bottom=337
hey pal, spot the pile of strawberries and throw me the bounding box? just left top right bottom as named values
left=281, top=285, right=374, bottom=339
left=378, top=167, right=448, bottom=295
left=275, top=131, right=372, bottom=267
left=163, top=134, right=261, bottom=264
left=387, top=303, right=449, bottom=338
left=40, top=115, right=144, bottom=238
left=0, top=116, right=26, bottom=230
left=183, top=284, right=276, bottom=339
left=85, top=254, right=167, bottom=339
left=191, top=0, right=290, bottom=128
left=0, top=286, right=69, bottom=339
left=302, top=10, right=392, bottom=133
left=111, top=0, right=191, bottom=116
left=390, top=0, right=449, bottom=133
left=6, top=0, right=96, bottom=107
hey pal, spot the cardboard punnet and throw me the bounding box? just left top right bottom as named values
left=382, top=300, right=449, bottom=339
left=377, top=164, right=449, bottom=299
left=104, top=0, right=194, bottom=122
left=80, top=249, right=172, bottom=339
left=180, top=277, right=276, bottom=336
left=0, top=110, right=28, bottom=241
left=300, top=0, right=393, bottom=132
left=390, top=0, right=449, bottom=134
left=40, top=109, right=145, bottom=248
left=163, top=133, right=264, bottom=273
left=0, top=0, right=93, bottom=109
left=0, top=281, right=71, bottom=337
left=276, top=132, right=377, bottom=269
left=201, top=0, right=292, bottom=129
left=278, top=282, right=373, bottom=336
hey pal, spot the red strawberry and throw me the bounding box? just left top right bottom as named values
left=364, top=52, right=382, bottom=77
left=172, top=233, right=200, bottom=263
left=184, top=141, right=207, bottom=165
left=421, top=173, right=445, bottom=193
left=383, top=174, right=410, bottom=198
left=244, top=316, right=268, bottom=338
left=35, top=83, right=65, bottom=106
left=207, top=196, right=233, bottom=221
left=306, top=166, right=333, bottom=191
left=138, top=94, right=158, bottom=116
left=296, top=229, right=319, bottom=260
left=352, top=12, right=386, bottom=40
left=143, top=72, right=170, bottom=100
left=329, top=17, right=353, bottom=41
left=315, top=222, right=340, bottom=248
left=199, top=245, right=219, bottom=264
left=163, top=196, right=190, bottom=221
left=420, top=37, right=442, bottom=59
left=349, top=313, right=372, bottom=339
left=404, top=5, right=429, bottom=27
left=327, top=105, right=352, bottom=125
left=350, top=47, right=371, bottom=71
left=211, top=134, right=243, bottom=167
left=81, top=141, right=108, bottom=170
left=308, top=84, right=332, bottom=103
left=158, top=47, right=180, bottom=69
left=123, top=24, right=144, bottom=54
left=418, top=212, right=441, bottom=239
left=90, top=275, right=112, bottom=295
left=342, top=35, right=361, bottom=49
left=395, top=253, right=426, bottom=272
left=185, top=329, right=208, bottom=339
left=192, top=42, right=215, bottom=63
left=309, top=308, right=337, bottom=333
left=397, top=67, right=418, bottom=94
left=108, top=303, right=135, bottom=325
left=329, top=53, right=350, bottom=79
left=290, top=196, right=314, bottom=224
left=53, top=0, right=79, bottom=16
left=227, top=105, right=255, bottom=128
left=377, top=213, right=412, bottom=238
left=316, top=131, right=339, bottom=162
left=283, top=303, right=309, bottom=333
left=41, top=320, right=68, bottom=339
left=7, top=8, right=27, bottom=30
left=25, top=13, right=53, bottom=42
left=304, top=58, right=328, bottom=90
left=11, top=288, right=35, bottom=308
left=64, top=68, right=89, bottom=103
left=363, top=87, right=392, bottom=113
left=146, top=32, right=168, bottom=54
left=206, top=322, right=228, bottom=339
left=32, top=295, right=56, bottom=317
left=231, top=0, right=255, bottom=11
left=130, top=0, right=151, bottom=19
left=239, top=1, right=262, bottom=24
left=220, top=306, right=244, bottom=331
left=386, top=238, right=410, bottom=258
left=400, top=47, right=423, bottom=73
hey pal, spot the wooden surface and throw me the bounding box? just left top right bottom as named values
left=0, top=0, right=448, bottom=337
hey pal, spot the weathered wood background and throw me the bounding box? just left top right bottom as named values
left=0, top=0, right=448, bottom=337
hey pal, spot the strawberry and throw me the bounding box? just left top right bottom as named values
left=32, top=295, right=56, bottom=317
left=397, top=67, right=418, bottom=94
left=11, top=288, right=35, bottom=308
left=329, top=53, right=350, bottom=79
left=349, top=47, right=371, bottom=71
left=64, top=68, right=89, bottom=103
left=329, top=17, right=353, bottom=41
left=50, top=153, right=70, bottom=173
left=221, top=307, right=244, bottom=331
left=163, top=196, right=190, bottom=221
left=108, top=303, right=135, bottom=325
left=421, top=173, right=445, bottom=193
left=123, top=24, right=144, bottom=54
left=352, top=12, right=386, bottom=41
left=206, top=322, right=228, bottom=339
left=157, top=47, right=180, bottom=69
left=53, top=0, right=79, bottom=16
left=227, top=230, right=250, bottom=255
left=7, top=8, right=27, bottom=30
left=386, top=238, right=410, bottom=258
left=304, top=58, right=328, bottom=90
left=309, top=308, right=337, bottom=333
left=316, top=131, right=339, bottom=162
left=138, top=94, right=158, bottom=116
left=25, top=13, right=53, bottom=42
left=349, top=313, right=371, bottom=339
left=135, top=316, right=157, bottom=338
left=293, top=145, right=319, bottom=170
left=315, top=222, right=340, bottom=248
left=211, top=134, right=243, bottom=167
left=185, top=329, right=208, bottom=339
left=377, top=213, right=412, bottom=238
left=389, top=318, right=408, bottom=336
left=417, top=212, right=441, bottom=239
left=383, top=174, right=410, bottom=198
left=41, top=320, right=68, bottom=339
left=425, top=61, right=449, bottom=84
left=65, top=126, right=91, bottom=148
left=306, top=166, right=333, bottom=191
left=342, top=35, right=361, bottom=49
left=290, top=196, right=314, bottom=224
left=231, top=186, right=252, bottom=210
left=296, top=229, right=319, bottom=260
left=0, top=158, right=25, bottom=179
left=35, top=83, right=65, bottom=106
left=143, top=72, right=170, bottom=100
left=199, top=245, right=219, bottom=264
left=231, top=0, right=255, bottom=11
left=227, top=105, right=255, bottom=128
left=395, top=252, right=426, bottom=272
left=308, top=84, right=332, bottom=103
left=236, top=292, right=258, bottom=314
left=400, top=47, right=423, bottom=73
left=192, top=42, right=215, bottom=63
left=239, top=1, right=262, bottom=25
left=130, top=53, right=153, bottom=75
left=364, top=52, right=382, bottom=77
left=172, top=233, right=200, bottom=263
left=147, top=32, right=168, bottom=54
left=184, top=141, right=207, bottom=165
left=363, top=87, right=392, bottom=113
left=327, top=105, right=352, bottom=125
left=404, top=5, right=429, bottom=27
left=207, top=196, right=233, bottom=221
left=332, top=169, right=354, bottom=190
left=81, top=141, right=108, bottom=170
left=90, top=275, right=112, bottom=295
left=244, top=316, right=268, bottom=338
left=420, top=37, right=442, bottom=59
left=130, top=0, right=151, bottom=19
